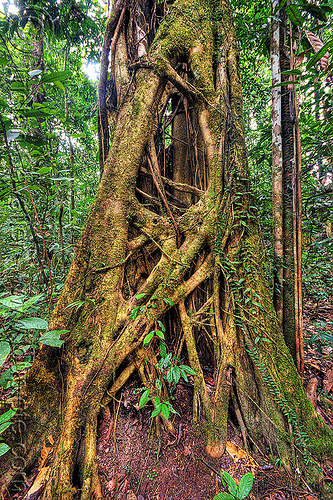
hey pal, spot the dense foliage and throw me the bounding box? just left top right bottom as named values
left=0, top=0, right=332, bottom=497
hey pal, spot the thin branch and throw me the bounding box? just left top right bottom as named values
left=131, top=57, right=196, bottom=102
left=0, top=113, right=48, bottom=290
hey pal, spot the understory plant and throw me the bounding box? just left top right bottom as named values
left=213, top=471, right=253, bottom=500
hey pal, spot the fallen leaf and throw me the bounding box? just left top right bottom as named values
left=106, top=473, right=123, bottom=493
left=183, top=445, right=191, bottom=456
left=127, top=490, right=137, bottom=500
left=106, top=477, right=117, bottom=493
left=306, top=377, right=318, bottom=408
left=38, top=435, right=54, bottom=469
left=323, top=370, right=333, bottom=393
left=226, top=441, right=259, bottom=468
left=23, top=467, right=49, bottom=500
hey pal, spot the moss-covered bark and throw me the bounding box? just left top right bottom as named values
left=1, top=0, right=333, bottom=498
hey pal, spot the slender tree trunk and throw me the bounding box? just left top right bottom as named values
left=290, top=28, right=304, bottom=374
left=271, top=0, right=283, bottom=326
left=64, top=49, right=76, bottom=252
left=0, top=1, right=331, bottom=499
left=277, top=10, right=303, bottom=372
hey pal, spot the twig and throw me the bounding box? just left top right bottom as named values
left=192, top=452, right=220, bottom=476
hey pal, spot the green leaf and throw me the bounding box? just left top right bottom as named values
left=159, top=341, right=167, bottom=358
left=135, top=293, right=146, bottom=300
left=281, top=69, right=302, bottom=76
left=151, top=407, right=161, bottom=418
left=0, top=408, right=17, bottom=425
left=39, top=330, right=67, bottom=347
left=273, top=0, right=288, bottom=14
left=0, top=56, right=10, bottom=66
left=179, top=368, right=188, bottom=382
left=37, top=167, right=52, bottom=175
left=138, top=389, right=150, bottom=408
left=286, top=4, right=303, bottom=25
left=129, top=306, right=139, bottom=320
left=0, top=98, right=8, bottom=109
left=272, top=81, right=298, bottom=87
left=155, top=330, right=165, bottom=340
left=154, top=396, right=160, bottom=408
left=163, top=298, right=174, bottom=307
left=166, top=402, right=179, bottom=415
left=21, top=293, right=44, bottom=311
left=157, top=320, right=166, bottom=332
left=173, top=366, right=181, bottom=384
left=143, top=331, right=154, bottom=347
left=161, top=403, right=169, bottom=420
left=221, top=471, right=238, bottom=497
left=28, top=69, right=43, bottom=77
left=0, top=369, right=14, bottom=389
left=0, top=443, right=10, bottom=457
left=0, top=342, right=11, bottom=368
left=179, top=365, right=196, bottom=375
left=19, top=108, right=50, bottom=118
left=167, top=368, right=173, bottom=384
left=213, top=494, right=234, bottom=500
left=306, top=40, right=333, bottom=69
left=236, top=472, right=253, bottom=500
left=41, top=70, right=71, bottom=84
left=0, top=421, right=13, bottom=435
left=10, top=82, right=27, bottom=92
left=12, top=362, right=32, bottom=371
left=15, top=317, right=48, bottom=330
left=65, top=301, right=85, bottom=311
left=302, top=3, right=327, bottom=22
left=54, top=81, right=66, bottom=92
left=156, top=379, right=162, bottom=390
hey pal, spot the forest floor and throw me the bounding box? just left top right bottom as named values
left=92, top=297, right=333, bottom=500
left=5, top=298, right=333, bottom=500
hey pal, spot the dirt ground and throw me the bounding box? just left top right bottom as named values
left=91, top=298, right=333, bottom=500
left=4, top=299, right=333, bottom=500
left=94, top=379, right=325, bottom=500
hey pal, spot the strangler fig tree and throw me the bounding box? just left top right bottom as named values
left=1, top=0, right=333, bottom=498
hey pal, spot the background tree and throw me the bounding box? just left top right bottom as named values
left=0, top=0, right=333, bottom=499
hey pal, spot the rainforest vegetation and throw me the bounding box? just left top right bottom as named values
left=0, top=0, right=332, bottom=499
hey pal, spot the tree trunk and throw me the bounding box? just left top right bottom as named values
left=1, top=0, right=332, bottom=498
left=271, top=0, right=283, bottom=327
left=277, top=9, right=303, bottom=372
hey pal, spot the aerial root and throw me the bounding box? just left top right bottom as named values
left=80, top=411, right=103, bottom=500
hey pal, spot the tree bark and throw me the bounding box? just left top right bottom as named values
left=276, top=9, right=303, bottom=371
left=271, top=0, right=283, bottom=327
left=0, top=0, right=331, bottom=498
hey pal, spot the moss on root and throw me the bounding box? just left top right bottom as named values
left=1, top=0, right=333, bottom=499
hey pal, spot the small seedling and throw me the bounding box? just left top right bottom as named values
left=213, top=470, right=253, bottom=500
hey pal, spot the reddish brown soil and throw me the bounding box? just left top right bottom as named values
left=4, top=300, right=333, bottom=500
